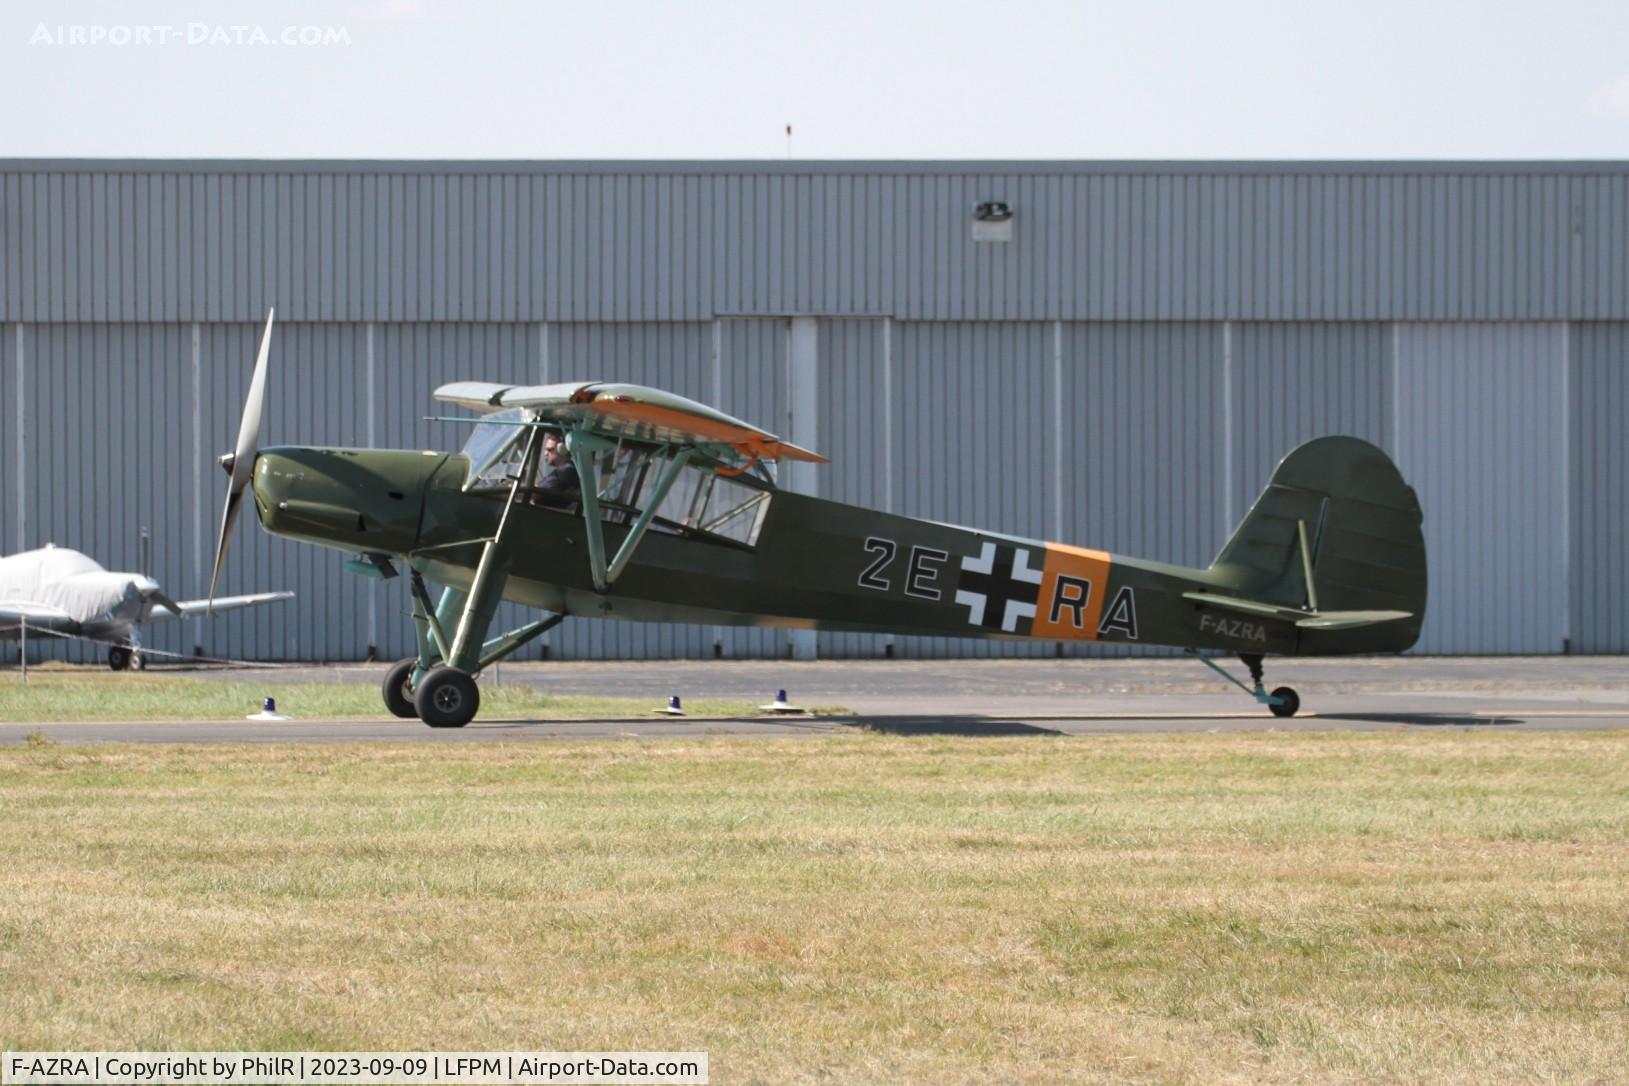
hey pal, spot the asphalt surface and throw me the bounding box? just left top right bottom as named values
left=3, top=656, right=1627, bottom=744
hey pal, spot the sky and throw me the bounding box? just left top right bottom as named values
left=2, top=0, right=1628, bottom=160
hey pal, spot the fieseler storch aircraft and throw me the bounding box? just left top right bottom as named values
left=210, top=310, right=1427, bottom=728
left=0, top=543, right=293, bottom=669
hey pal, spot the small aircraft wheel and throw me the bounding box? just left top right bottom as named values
left=382, top=657, right=421, bottom=719
left=107, top=646, right=131, bottom=672
left=415, top=667, right=480, bottom=728
left=1269, top=686, right=1300, bottom=718
left=133, top=653, right=148, bottom=671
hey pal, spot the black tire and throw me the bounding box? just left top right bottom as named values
left=382, top=658, right=420, bottom=719
left=134, top=653, right=148, bottom=671
left=107, top=646, right=131, bottom=672
left=1269, top=686, right=1300, bottom=718
left=415, top=667, right=480, bottom=728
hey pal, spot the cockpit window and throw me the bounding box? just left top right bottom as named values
left=461, top=424, right=773, bottom=548
left=461, top=408, right=528, bottom=487
left=671, top=467, right=771, bottom=545
left=598, top=449, right=771, bottom=546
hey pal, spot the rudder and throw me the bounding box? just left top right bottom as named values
left=1210, top=437, right=1427, bottom=653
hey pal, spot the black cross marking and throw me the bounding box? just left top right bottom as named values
left=956, top=543, right=1042, bottom=632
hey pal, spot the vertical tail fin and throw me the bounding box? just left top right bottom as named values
left=1210, top=437, right=1427, bottom=653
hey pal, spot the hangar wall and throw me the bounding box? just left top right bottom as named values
left=2, top=161, right=1627, bottom=660
left=5, top=163, right=1628, bottom=323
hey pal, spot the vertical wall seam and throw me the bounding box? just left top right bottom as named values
left=710, top=318, right=722, bottom=404
left=1559, top=319, right=1570, bottom=650
left=882, top=317, right=894, bottom=513
left=1221, top=319, right=1233, bottom=532
left=538, top=319, right=554, bottom=656
left=1052, top=319, right=1064, bottom=539
left=881, top=317, right=896, bottom=655
left=190, top=321, right=201, bottom=652
left=14, top=323, right=25, bottom=552
left=710, top=317, right=724, bottom=655
left=1390, top=322, right=1402, bottom=452
left=787, top=316, right=818, bottom=660
left=366, top=321, right=377, bottom=653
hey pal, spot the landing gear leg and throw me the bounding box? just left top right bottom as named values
left=382, top=658, right=420, bottom=719
left=397, top=431, right=564, bottom=729
left=1239, top=653, right=1299, bottom=718
left=1189, top=650, right=1300, bottom=717
left=387, top=571, right=455, bottom=721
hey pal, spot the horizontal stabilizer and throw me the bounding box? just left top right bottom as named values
left=1293, top=610, right=1414, bottom=630
left=1182, top=591, right=1307, bottom=621
left=1184, top=591, right=1412, bottom=631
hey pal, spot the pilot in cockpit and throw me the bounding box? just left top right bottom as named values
left=532, top=431, right=581, bottom=506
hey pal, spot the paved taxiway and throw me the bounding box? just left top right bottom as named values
left=3, top=656, right=1626, bottom=743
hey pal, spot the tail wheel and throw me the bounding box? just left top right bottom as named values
left=415, top=667, right=480, bottom=728
left=1269, top=686, right=1300, bottom=718
left=382, top=657, right=420, bottom=719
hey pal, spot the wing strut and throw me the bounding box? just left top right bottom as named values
left=444, top=427, right=541, bottom=670
left=566, top=426, right=694, bottom=591
left=1297, top=518, right=1319, bottom=613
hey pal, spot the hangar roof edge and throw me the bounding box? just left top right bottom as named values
left=1, top=158, right=1626, bottom=177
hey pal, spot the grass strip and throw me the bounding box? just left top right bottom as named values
left=0, top=673, right=769, bottom=722
left=2, top=731, right=1626, bottom=1082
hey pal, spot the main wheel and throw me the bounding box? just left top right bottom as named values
left=382, top=657, right=421, bottom=719
left=107, top=646, right=131, bottom=671
left=1268, top=686, right=1300, bottom=718
left=415, top=667, right=480, bottom=728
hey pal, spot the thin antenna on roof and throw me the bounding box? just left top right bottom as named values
left=785, top=124, right=792, bottom=159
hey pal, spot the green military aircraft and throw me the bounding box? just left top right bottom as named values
left=210, top=312, right=1427, bottom=727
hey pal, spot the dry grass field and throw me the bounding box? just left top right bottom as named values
left=2, top=732, right=1627, bottom=1084
left=0, top=671, right=761, bottom=721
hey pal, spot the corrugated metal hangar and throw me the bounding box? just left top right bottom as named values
left=2, top=159, right=1626, bottom=661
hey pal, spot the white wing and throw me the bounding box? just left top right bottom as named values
left=143, top=590, right=295, bottom=623
left=434, top=381, right=597, bottom=413
left=433, top=380, right=827, bottom=463
left=0, top=601, right=80, bottom=634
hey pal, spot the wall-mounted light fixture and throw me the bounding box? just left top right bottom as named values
left=972, top=201, right=1014, bottom=242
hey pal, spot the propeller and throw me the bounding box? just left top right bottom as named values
left=208, top=308, right=275, bottom=610
left=130, top=575, right=184, bottom=618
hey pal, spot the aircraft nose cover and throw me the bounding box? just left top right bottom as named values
left=254, top=448, right=444, bottom=555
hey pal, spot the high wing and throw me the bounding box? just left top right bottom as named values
left=0, top=601, right=81, bottom=634
left=143, top=590, right=296, bottom=623
left=434, top=380, right=828, bottom=464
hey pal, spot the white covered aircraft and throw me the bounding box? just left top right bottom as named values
left=0, top=544, right=293, bottom=669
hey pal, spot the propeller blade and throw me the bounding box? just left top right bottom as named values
left=207, top=489, right=244, bottom=605
left=208, top=308, right=275, bottom=610
left=148, top=590, right=184, bottom=617
left=229, top=308, right=276, bottom=492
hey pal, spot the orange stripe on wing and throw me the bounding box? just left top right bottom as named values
left=584, top=399, right=828, bottom=462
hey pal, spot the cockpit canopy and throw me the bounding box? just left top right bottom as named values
left=461, top=408, right=530, bottom=484
left=458, top=412, right=773, bottom=547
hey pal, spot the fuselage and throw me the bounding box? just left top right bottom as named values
left=0, top=546, right=162, bottom=638
left=250, top=445, right=1407, bottom=658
